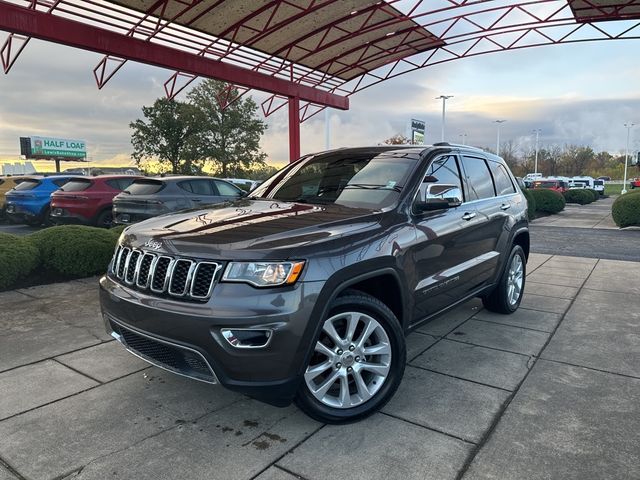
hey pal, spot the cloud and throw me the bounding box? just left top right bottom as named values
left=1, top=37, right=640, bottom=167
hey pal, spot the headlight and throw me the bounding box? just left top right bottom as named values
left=222, top=261, right=305, bottom=287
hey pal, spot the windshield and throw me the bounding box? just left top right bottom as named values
left=13, top=179, right=40, bottom=191
left=124, top=179, right=165, bottom=195
left=61, top=179, right=92, bottom=192
left=252, top=152, right=418, bottom=209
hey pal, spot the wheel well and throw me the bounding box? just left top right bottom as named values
left=338, top=274, right=403, bottom=325
left=513, top=231, right=530, bottom=260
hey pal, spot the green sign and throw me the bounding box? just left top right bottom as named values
left=30, top=136, right=86, bottom=159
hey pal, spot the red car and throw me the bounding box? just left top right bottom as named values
left=532, top=179, right=568, bottom=193
left=50, top=175, right=141, bottom=227
left=630, top=178, right=640, bottom=189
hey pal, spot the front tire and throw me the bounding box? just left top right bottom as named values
left=296, top=292, right=405, bottom=424
left=482, top=245, right=526, bottom=314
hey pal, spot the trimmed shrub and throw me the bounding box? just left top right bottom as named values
left=109, top=225, right=126, bottom=239
left=586, top=189, right=600, bottom=201
left=522, top=189, right=536, bottom=218
left=612, top=192, right=640, bottom=228
left=563, top=189, right=594, bottom=205
left=529, top=189, right=565, bottom=214
left=27, top=225, right=117, bottom=277
left=0, top=233, right=40, bottom=289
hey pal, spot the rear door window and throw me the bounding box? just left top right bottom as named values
left=489, top=162, right=516, bottom=196
left=214, top=180, right=242, bottom=196
left=106, top=178, right=137, bottom=190
left=124, top=179, right=165, bottom=195
left=61, top=179, right=92, bottom=192
left=179, top=179, right=215, bottom=195
left=13, top=179, right=40, bottom=191
left=460, top=156, right=496, bottom=200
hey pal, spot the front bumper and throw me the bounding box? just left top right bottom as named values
left=99, top=275, right=324, bottom=406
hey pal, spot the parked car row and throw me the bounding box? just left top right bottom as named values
left=0, top=174, right=248, bottom=227
left=523, top=175, right=605, bottom=195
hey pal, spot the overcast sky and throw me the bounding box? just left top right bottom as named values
left=1, top=35, right=639, bottom=168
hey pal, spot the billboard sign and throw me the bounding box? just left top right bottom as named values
left=411, top=119, right=425, bottom=145
left=26, top=136, right=87, bottom=159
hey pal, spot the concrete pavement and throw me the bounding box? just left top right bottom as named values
left=0, top=253, right=639, bottom=480
left=531, top=196, right=618, bottom=229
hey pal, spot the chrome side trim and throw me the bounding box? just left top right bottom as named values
left=415, top=251, right=500, bottom=291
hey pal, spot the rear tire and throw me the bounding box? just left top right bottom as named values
left=95, top=209, right=114, bottom=229
left=295, top=292, right=405, bottom=424
left=482, top=245, right=526, bottom=314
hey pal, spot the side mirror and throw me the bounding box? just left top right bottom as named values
left=415, top=184, right=463, bottom=212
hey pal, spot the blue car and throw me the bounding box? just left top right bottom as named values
left=5, top=175, right=74, bottom=226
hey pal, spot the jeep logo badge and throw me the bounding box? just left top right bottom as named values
left=143, top=239, right=162, bottom=250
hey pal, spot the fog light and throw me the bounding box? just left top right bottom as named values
left=221, top=329, right=272, bottom=349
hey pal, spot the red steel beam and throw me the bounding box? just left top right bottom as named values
left=0, top=0, right=349, bottom=110
left=288, top=96, right=300, bottom=163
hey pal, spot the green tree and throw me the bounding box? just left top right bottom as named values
left=383, top=134, right=410, bottom=145
left=130, top=98, right=205, bottom=174
left=187, top=80, right=267, bottom=177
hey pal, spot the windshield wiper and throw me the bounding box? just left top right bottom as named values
left=343, top=183, right=402, bottom=192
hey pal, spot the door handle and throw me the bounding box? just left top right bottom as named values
left=462, top=212, right=476, bottom=221
left=500, top=203, right=511, bottom=210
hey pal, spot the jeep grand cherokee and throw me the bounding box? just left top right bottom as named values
left=100, top=144, right=529, bottom=423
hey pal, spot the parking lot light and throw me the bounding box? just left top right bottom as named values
left=494, top=120, right=506, bottom=155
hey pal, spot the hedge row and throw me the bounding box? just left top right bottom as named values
left=0, top=225, right=123, bottom=290
left=612, top=190, right=640, bottom=228
left=527, top=189, right=566, bottom=215
left=563, top=189, right=599, bottom=205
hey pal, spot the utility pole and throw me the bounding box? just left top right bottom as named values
left=622, top=122, right=635, bottom=194
left=458, top=133, right=467, bottom=145
left=494, top=120, right=506, bottom=155
left=436, top=95, right=453, bottom=142
left=533, top=129, right=541, bottom=175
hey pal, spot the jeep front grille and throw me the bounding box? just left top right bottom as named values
left=111, top=246, right=221, bottom=301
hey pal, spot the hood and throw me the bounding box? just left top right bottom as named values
left=120, top=198, right=381, bottom=258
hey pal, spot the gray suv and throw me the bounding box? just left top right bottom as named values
left=100, top=144, right=529, bottom=423
left=112, top=176, right=244, bottom=225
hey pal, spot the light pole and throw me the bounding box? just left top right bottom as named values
left=532, top=129, right=541, bottom=175
left=494, top=120, right=506, bottom=155
left=324, top=108, right=331, bottom=150
left=436, top=95, right=453, bottom=142
left=458, top=133, right=467, bottom=145
left=622, top=122, right=636, bottom=194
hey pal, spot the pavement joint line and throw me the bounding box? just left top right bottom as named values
left=0, top=366, right=153, bottom=423
left=407, top=364, right=513, bottom=393
left=469, top=317, right=554, bottom=334
left=516, top=305, right=570, bottom=316
left=408, top=309, right=480, bottom=363
left=0, top=339, right=115, bottom=376
left=453, top=255, right=600, bottom=480
left=272, top=464, right=311, bottom=480
left=517, top=290, right=578, bottom=301
left=50, top=396, right=247, bottom=480
left=250, top=424, right=327, bottom=480
left=51, top=357, right=105, bottom=385
left=444, top=337, right=537, bottom=359
left=379, top=411, right=478, bottom=446
left=0, top=455, right=27, bottom=480
left=537, top=358, right=640, bottom=381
